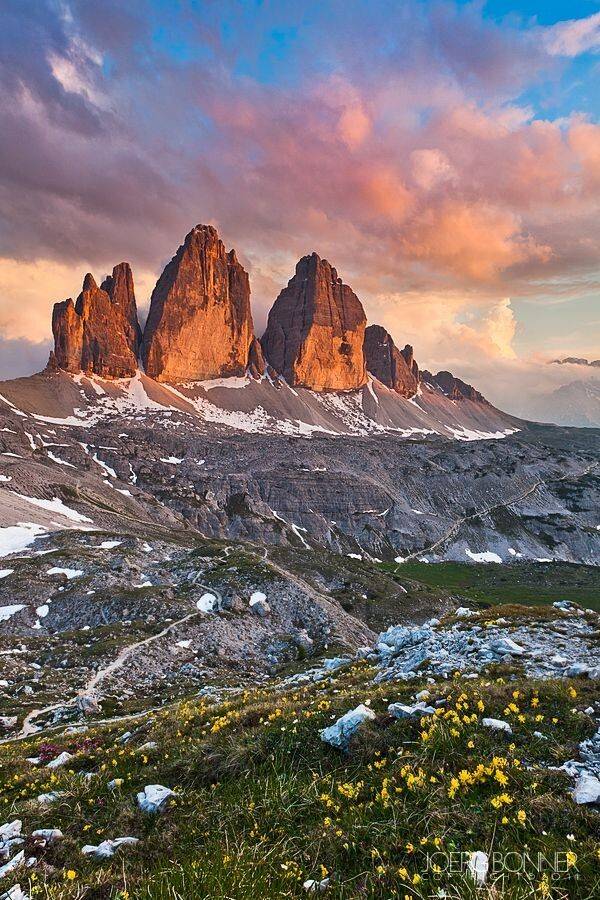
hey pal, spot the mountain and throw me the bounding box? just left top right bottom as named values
left=552, top=357, right=600, bottom=367
left=261, top=252, right=367, bottom=391
left=52, top=264, right=140, bottom=378
left=528, top=379, right=600, bottom=428
left=363, top=325, right=418, bottom=398
left=141, top=225, right=261, bottom=382
left=2, top=222, right=598, bottom=574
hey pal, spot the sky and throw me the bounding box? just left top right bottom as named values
left=1, top=0, right=599, bottom=415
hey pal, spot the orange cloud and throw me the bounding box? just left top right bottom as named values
left=402, top=201, right=551, bottom=281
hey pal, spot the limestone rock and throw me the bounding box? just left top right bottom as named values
left=137, top=784, right=175, bottom=813
left=261, top=253, right=367, bottom=391
left=100, top=262, right=142, bottom=355
left=320, top=704, right=376, bottom=749
left=142, top=225, right=258, bottom=382
left=364, top=325, right=418, bottom=397
left=422, top=370, right=487, bottom=403
left=52, top=265, right=140, bottom=378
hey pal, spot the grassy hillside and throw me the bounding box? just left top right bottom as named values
left=376, top=561, right=600, bottom=611
left=1, top=611, right=599, bottom=899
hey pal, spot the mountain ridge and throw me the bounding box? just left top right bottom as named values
left=45, top=224, right=498, bottom=422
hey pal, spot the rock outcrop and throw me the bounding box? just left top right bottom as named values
left=422, top=370, right=487, bottom=403
left=100, top=263, right=142, bottom=355
left=261, top=253, right=367, bottom=391
left=141, top=225, right=261, bottom=382
left=52, top=265, right=140, bottom=378
left=364, top=325, right=419, bottom=398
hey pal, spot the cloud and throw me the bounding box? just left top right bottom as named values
left=0, top=337, right=50, bottom=380
left=0, top=0, right=598, bottom=410
left=0, top=257, right=157, bottom=343
left=544, top=12, right=600, bottom=57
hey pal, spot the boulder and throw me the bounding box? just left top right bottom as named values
left=572, top=771, right=600, bottom=805
left=320, top=704, right=376, bottom=749
left=387, top=702, right=435, bottom=718
left=137, top=784, right=175, bottom=813
left=142, top=225, right=260, bottom=382
left=261, top=253, right=367, bottom=391
left=46, top=751, right=73, bottom=769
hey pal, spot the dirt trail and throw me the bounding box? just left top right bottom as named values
left=2, top=578, right=221, bottom=745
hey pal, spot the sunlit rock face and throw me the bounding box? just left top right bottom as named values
left=141, top=225, right=259, bottom=382
left=52, top=264, right=140, bottom=378
left=364, top=325, right=419, bottom=398
left=261, top=253, right=367, bottom=392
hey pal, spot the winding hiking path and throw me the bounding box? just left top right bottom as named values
left=2, top=577, right=221, bottom=745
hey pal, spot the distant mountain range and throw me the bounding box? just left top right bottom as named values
left=528, top=379, right=600, bottom=429
left=551, top=357, right=600, bottom=367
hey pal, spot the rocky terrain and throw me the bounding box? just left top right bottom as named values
left=1, top=600, right=600, bottom=898
left=0, top=222, right=598, bottom=898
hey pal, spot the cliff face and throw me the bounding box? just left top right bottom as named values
left=261, top=253, right=367, bottom=391
left=141, top=225, right=260, bottom=382
left=52, top=266, right=140, bottom=378
left=363, top=325, right=419, bottom=398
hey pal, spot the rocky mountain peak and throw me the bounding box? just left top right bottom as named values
left=422, top=370, right=487, bottom=403
left=363, top=325, right=419, bottom=398
left=260, top=252, right=367, bottom=391
left=141, top=225, right=261, bottom=382
left=51, top=266, right=140, bottom=378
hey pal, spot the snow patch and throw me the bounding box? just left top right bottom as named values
left=0, top=604, right=26, bottom=623
left=46, top=567, right=83, bottom=579
left=465, top=549, right=503, bottom=564
left=0, top=523, right=47, bottom=557
left=12, top=493, right=93, bottom=523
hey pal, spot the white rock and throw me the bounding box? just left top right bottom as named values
left=0, top=822, right=21, bottom=842
left=82, top=837, right=139, bottom=859
left=36, top=791, right=64, bottom=804
left=482, top=717, right=512, bottom=734
left=490, top=637, right=526, bottom=656
left=468, top=850, right=489, bottom=885
left=31, top=828, right=63, bottom=845
left=572, top=772, right=600, bottom=805
left=320, top=704, right=376, bottom=750
left=196, top=592, right=217, bottom=613
left=303, top=878, right=330, bottom=892
left=1, top=884, right=30, bottom=900
left=455, top=607, right=474, bottom=618
left=0, top=850, right=24, bottom=878
left=46, top=751, right=73, bottom=769
left=137, top=784, right=175, bottom=813
left=388, top=702, right=435, bottom=719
